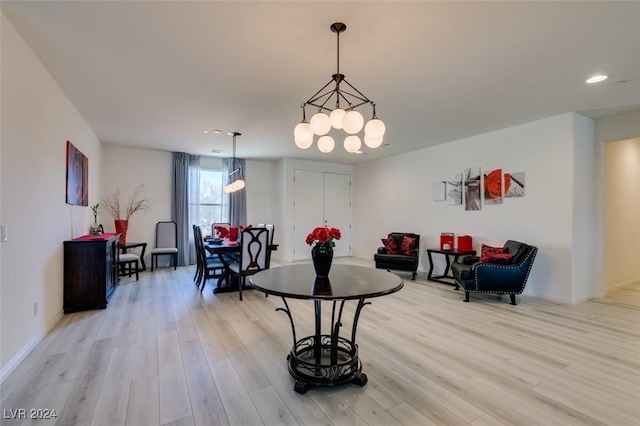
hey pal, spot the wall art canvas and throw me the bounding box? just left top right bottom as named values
left=505, top=172, right=525, bottom=197
left=464, top=167, right=481, bottom=211
left=66, top=141, right=88, bottom=206
left=447, top=174, right=462, bottom=205
left=484, top=168, right=503, bottom=205
left=432, top=181, right=446, bottom=202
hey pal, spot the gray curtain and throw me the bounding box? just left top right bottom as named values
left=172, top=152, right=200, bottom=266
left=224, top=157, right=246, bottom=226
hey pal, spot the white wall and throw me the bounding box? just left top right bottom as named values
left=102, top=149, right=278, bottom=264
left=593, top=110, right=640, bottom=295
left=354, top=113, right=594, bottom=304
left=102, top=146, right=173, bottom=265
left=604, top=138, right=640, bottom=291
left=0, top=11, right=103, bottom=376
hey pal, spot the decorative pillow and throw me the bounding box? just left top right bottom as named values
left=381, top=237, right=400, bottom=254
left=482, top=252, right=515, bottom=264
left=400, top=235, right=416, bottom=255
left=480, top=244, right=507, bottom=262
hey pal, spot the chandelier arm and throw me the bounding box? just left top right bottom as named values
left=307, top=89, right=339, bottom=109
left=335, top=89, right=370, bottom=107
left=303, top=79, right=337, bottom=107
left=340, top=78, right=373, bottom=104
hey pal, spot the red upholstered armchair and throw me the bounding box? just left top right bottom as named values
left=374, top=232, right=420, bottom=280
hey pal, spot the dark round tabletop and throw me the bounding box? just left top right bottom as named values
left=250, top=264, right=404, bottom=300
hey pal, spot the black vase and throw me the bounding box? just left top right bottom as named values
left=311, top=242, right=333, bottom=277
left=312, top=276, right=333, bottom=296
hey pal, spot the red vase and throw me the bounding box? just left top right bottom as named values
left=114, top=219, right=129, bottom=245
left=229, top=227, right=238, bottom=242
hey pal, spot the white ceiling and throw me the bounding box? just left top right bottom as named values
left=3, top=1, right=639, bottom=165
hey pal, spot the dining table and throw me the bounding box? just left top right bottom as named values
left=250, top=264, right=403, bottom=393
left=203, top=237, right=278, bottom=294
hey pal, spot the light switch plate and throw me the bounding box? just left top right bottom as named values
left=1, top=225, right=7, bottom=242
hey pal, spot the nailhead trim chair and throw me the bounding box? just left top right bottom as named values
left=451, top=240, right=537, bottom=305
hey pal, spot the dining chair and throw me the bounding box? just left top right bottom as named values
left=256, top=223, right=276, bottom=245
left=118, top=253, right=140, bottom=281
left=228, top=227, right=270, bottom=301
left=193, top=225, right=225, bottom=291
left=150, top=221, right=178, bottom=271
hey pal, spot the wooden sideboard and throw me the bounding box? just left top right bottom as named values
left=63, top=233, right=120, bottom=313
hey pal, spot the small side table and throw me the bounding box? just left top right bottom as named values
left=121, top=242, right=147, bottom=272
left=427, top=248, right=476, bottom=286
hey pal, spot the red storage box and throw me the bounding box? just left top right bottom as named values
left=457, top=235, right=473, bottom=252
left=440, top=233, right=455, bottom=251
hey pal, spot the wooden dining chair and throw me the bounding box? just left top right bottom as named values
left=118, top=253, right=140, bottom=281
left=228, top=227, right=269, bottom=301
left=150, top=221, right=178, bottom=271
left=193, top=225, right=226, bottom=291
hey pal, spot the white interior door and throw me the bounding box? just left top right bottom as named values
left=324, top=173, right=351, bottom=257
left=294, top=170, right=324, bottom=260
left=293, top=170, right=352, bottom=260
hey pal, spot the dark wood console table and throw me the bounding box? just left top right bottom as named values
left=250, top=264, right=403, bottom=394
left=427, top=248, right=476, bottom=286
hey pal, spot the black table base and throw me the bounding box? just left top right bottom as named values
left=277, top=297, right=371, bottom=394
left=287, top=334, right=366, bottom=394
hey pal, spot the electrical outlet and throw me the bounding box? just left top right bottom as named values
left=33, top=302, right=38, bottom=317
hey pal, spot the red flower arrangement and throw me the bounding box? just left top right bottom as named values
left=306, top=227, right=341, bottom=247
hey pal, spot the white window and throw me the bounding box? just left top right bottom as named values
left=198, top=168, right=228, bottom=235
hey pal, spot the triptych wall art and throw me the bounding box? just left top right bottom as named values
left=432, top=167, right=525, bottom=211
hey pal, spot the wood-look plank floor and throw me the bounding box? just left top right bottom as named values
left=1, top=258, right=639, bottom=426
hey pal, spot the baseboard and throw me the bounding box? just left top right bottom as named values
left=606, top=277, right=640, bottom=294
left=0, top=308, right=64, bottom=385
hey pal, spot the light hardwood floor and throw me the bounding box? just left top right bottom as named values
left=1, top=258, right=639, bottom=426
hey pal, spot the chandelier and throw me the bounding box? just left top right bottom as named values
left=293, top=22, right=386, bottom=154
left=224, top=131, right=245, bottom=193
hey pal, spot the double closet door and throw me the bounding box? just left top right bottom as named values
left=294, top=170, right=352, bottom=260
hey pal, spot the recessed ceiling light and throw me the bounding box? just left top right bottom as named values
left=586, top=75, right=608, bottom=84
left=213, top=130, right=222, bottom=134
left=203, top=130, right=210, bottom=134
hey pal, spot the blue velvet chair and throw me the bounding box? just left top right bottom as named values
left=451, top=240, right=537, bottom=305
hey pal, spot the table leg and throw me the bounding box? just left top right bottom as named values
left=427, top=250, right=435, bottom=280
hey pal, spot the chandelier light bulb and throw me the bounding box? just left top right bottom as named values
left=330, top=108, right=346, bottom=129
left=317, top=135, right=335, bottom=153
left=295, top=135, right=313, bottom=149
left=224, top=185, right=232, bottom=193
left=342, top=110, right=364, bottom=134
left=364, top=118, right=386, bottom=139
left=294, top=122, right=313, bottom=148
left=235, top=179, right=245, bottom=190
left=310, top=112, right=331, bottom=135
left=344, top=135, right=362, bottom=153
left=364, top=134, right=383, bottom=149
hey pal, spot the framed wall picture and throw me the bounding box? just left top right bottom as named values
left=66, top=141, right=88, bottom=206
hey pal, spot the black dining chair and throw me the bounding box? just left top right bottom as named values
left=193, top=225, right=225, bottom=291
left=228, top=227, right=270, bottom=301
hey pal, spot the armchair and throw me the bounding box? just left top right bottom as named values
left=451, top=240, right=537, bottom=305
left=374, top=232, right=420, bottom=280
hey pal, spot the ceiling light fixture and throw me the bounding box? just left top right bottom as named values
left=224, top=131, right=245, bottom=193
left=294, top=22, right=386, bottom=154
left=586, top=74, right=608, bottom=84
